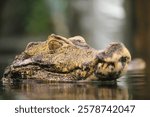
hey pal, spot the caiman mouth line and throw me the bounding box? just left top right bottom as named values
left=8, top=64, right=92, bottom=82
left=12, top=63, right=87, bottom=75
left=11, top=58, right=119, bottom=79
left=12, top=57, right=98, bottom=75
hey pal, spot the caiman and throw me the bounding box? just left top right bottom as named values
left=2, top=34, right=131, bottom=82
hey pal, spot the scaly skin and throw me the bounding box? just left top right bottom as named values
left=2, top=34, right=131, bottom=82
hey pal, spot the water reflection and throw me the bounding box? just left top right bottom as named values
left=1, top=80, right=129, bottom=100
left=1, top=70, right=149, bottom=100
left=126, top=70, right=150, bottom=99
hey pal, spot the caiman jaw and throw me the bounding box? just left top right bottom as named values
left=4, top=62, right=89, bottom=82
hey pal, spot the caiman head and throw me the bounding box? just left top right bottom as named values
left=2, top=34, right=131, bottom=82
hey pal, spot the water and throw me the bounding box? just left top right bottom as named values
left=0, top=70, right=149, bottom=100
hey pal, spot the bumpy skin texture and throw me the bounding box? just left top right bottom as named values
left=2, top=34, right=131, bottom=82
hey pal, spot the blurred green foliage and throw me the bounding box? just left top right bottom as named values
left=0, top=0, right=81, bottom=37
left=25, top=0, right=53, bottom=35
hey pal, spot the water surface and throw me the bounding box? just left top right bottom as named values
left=0, top=70, right=149, bottom=100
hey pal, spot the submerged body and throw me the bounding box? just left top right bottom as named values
left=2, top=34, right=131, bottom=82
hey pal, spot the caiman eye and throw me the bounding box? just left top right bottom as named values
left=48, top=40, right=63, bottom=50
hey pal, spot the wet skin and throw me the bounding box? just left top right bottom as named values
left=2, top=34, right=131, bottom=82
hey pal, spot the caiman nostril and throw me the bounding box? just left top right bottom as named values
left=120, top=57, right=127, bottom=63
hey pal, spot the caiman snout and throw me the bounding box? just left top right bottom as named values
left=95, top=42, right=131, bottom=80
